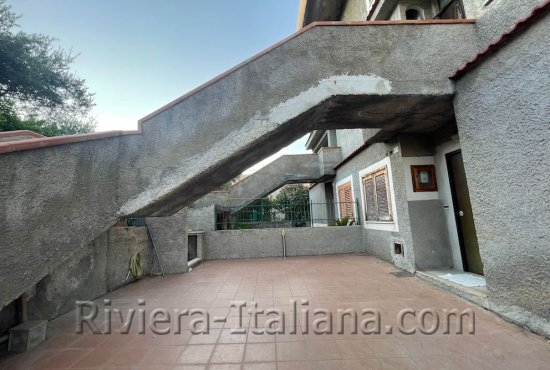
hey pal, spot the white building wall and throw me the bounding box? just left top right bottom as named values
left=336, top=129, right=366, bottom=158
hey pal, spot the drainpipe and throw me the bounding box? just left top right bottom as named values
left=282, top=228, right=287, bottom=259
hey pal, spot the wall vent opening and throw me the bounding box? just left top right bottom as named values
left=394, top=242, right=404, bottom=256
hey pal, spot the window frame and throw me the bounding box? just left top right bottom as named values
left=336, top=179, right=356, bottom=220
left=358, top=157, right=399, bottom=232
left=361, top=166, right=393, bottom=222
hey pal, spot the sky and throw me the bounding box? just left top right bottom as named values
left=9, top=0, right=310, bottom=173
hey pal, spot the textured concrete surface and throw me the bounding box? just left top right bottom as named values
left=203, top=227, right=363, bottom=260
left=309, top=182, right=336, bottom=226
left=145, top=210, right=188, bottom=274
left=187, top=204, right=217, bottom=232
left=1, top=255, right=549, bottom=369
left=24, top=227, right=154, bottom=321
left=23, top=218, right=189, bottom=322
left=454, top=11, right=550, bottom=336
left=105, top=227, right=154, bottom=291
left=336, top=129, right=366, bottom=158
left=25, top=233, right=109, bottom=322
left=462, top=0, right=548, bottom=47
left=0, top=22, right=478, bottom=310
left=408, top=200, right=452, bottom=270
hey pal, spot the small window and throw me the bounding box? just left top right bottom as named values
left=337, top=182, right=355, bottom=219
left=406, top=8, right=423, bottom=20
left=362, top=167, right=392, bottom=222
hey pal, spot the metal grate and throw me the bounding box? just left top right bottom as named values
left=215, top=200, right=359, bottom=230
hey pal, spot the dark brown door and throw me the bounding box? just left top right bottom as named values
left=447, top=150, right=484, bottom=275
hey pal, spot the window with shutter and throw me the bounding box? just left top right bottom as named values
left=337, top=182, right=355, bottom=219
left=361, top=167, right=392, bottom=222
left=362, top=176, right=377, bottom=221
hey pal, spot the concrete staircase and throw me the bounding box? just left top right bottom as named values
left=0, top=20, right=478, bottom=309
left=195, top=147, right=342, bottom=209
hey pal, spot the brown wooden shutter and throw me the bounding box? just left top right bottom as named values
left=363, top=176, right=377, bottom=221
left=362, top=167, right=392, bottom=222
left=375, top=172, right=391, bottom=220
left=338, top=186, right=346, bottom=218
left=338, top=182, right=354, bottom=219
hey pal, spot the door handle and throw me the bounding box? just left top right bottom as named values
left=459, top=210, right=464, bottom=217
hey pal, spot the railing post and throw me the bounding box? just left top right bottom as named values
left=355, top=198, right=361, bottom=226
left=309, top=200, right=313, bottom=227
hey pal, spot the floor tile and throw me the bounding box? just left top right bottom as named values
left=179, top=344, right=215, bottom=364
left=210, top=344, right=245, bottom=364
left=243, top=343, right=276, bottom=362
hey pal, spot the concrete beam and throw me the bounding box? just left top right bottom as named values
left=0, top=21, right=477, bottom=309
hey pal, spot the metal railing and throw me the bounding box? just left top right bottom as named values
left=215, top=200, right=359, bottom=230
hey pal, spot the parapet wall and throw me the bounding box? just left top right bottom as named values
left=203, top=226, right=364, bottom=260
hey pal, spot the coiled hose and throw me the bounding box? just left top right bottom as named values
left=129, top=251, right=143, bottom=280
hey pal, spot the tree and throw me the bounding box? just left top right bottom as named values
left=0, top=0, right=95, bottom=136
left=272, top=184, right=311, bottom=227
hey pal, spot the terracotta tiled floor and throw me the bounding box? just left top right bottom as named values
left=1, top=255, right=549, bottom=369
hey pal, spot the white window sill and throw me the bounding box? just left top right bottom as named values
left=363, top=221, right=398, bottom=232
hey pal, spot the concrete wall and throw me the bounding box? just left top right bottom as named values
left=23, top=214, right=189, bottom=321
left=462, top=0, right=548, bottom=47
left=454, top=11, right=550, bottom=336
left=332, top=134, right=456, bottom=272
left=331, top=141, right=416, bottom=272
left=336, top=129, right=366, bottom=158
left=187, top=204, right=216, bottom=231
left=309, top=183, right=328, bottom=226
left=25, top=227, right=154, bottom=321
left=146, top=210, right=188, bottom=274
left=105, top=227, right=154, bottom=290
left=309, top=182, right=337, bottom=227
left=204, top=226, right=363, bottom=260
left=408, top=200, right=452, bottom=270
left=401, top=150, right=454, bottom=270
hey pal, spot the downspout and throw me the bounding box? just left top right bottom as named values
left=282, top=228, right=287, bottom=259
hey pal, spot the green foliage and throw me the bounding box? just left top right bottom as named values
left=0, top=99, right=95, bottom=136
left=272, top=184, right=310, bottom=227
left=333, top=217, right=355, bottom=226
left=227, top=185, right=311, bottom=229
left=0, top=0, right=95, bottom=136
left=272, top=184, right=310, bottom=206
left=233, top=198, right=273, bottom=226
